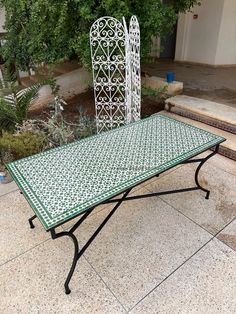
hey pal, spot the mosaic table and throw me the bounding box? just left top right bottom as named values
left=7, top=114, right=225, bottom=294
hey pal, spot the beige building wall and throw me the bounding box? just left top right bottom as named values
left=175, top=0, right=236, bottom=66
left=215, top=0, right=236, bottom=65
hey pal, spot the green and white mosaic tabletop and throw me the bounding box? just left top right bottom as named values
left=7, top=114, right=225, bottom=231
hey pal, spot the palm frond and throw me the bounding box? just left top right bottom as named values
left=0, top=67, right=18, bottom=95
left=0, top=99, right=17, bottom=131
left=16, top=83, right=42, bottom=106
left=3, top=93, right=17, bottom=106
left=0, top=71, right=49, bottom=131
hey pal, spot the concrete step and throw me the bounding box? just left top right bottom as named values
left=142, top=75, right=183, bottom=96
left=165, top=95, right=236, bottom=134
left=159, top=110, right=236, bottom=161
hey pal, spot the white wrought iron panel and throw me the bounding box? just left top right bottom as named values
left=90, top=15, right=141, bottom=133
left=129, top=15, right=141, bottom=122
left=123, top=17, right=132, bottom=124
left=90, top=17, right=127, bottom=133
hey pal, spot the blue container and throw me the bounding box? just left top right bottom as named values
left=0, top=172, right=6, bottom=182
left=166, top=72, right=174, bottom=83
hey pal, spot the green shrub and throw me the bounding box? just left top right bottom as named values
left=0, top=131, right=47, bottom=162
left=39, top=108, right=96, bottom=147
left=15, top=93, right=96, bottom=149
left=142, top=85, right=168, bottom=102
left=0, top=0, right=201, bottom=70
left=74, top=107, right=96, bottom=139
left=0, top=69, right=53, bottom=133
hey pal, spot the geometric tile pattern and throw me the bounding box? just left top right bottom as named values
left=7, top=114, right=225, bottom=231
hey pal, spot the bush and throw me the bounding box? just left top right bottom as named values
left=74, top=107, right=96, bottom=139
left=0, top=90, right=96, bottom=170
left=142, top=85, right=169, bottom=102
left=16, top=102, right=96, bottom=148
left=0, top=69, right=49, bottom=133
left=0, top=131, right=47, bottom=163
left=0, top=0, right=201, bottom=70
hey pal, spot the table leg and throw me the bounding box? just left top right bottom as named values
left=51, top=229, right=79, bottom=294
left=194, top=144, right=219, bottom=199
left=50, top=188, right=132, bottom=294
left=26, top=144, right=219, bottom=294
left=28, top=215, right=37, bottom=229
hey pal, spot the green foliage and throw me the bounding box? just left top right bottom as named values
left=169, top=0, right=201, bottom=12
left=16, top=98, right=96, bottom=148
left=40, top=101, right=96, bottom=147
left=0, top=80, right=96, bottom=168
left=142, top=85, right=169, bottom=102
left=75, top=107, right=96, bottom=139
left=0, top=131, right=47, bottom=163
left=0, top=0, right=201, bottom=70
left=41, top=118, right=75, bottom=148
left=0, top=84, right=42, bottom=132
left=0, top=69, right=50, bottom=132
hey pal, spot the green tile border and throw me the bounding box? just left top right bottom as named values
left=7, top=114, right=225, bottom=231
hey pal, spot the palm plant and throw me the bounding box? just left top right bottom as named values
left=0, top=70, right=46, bottom=132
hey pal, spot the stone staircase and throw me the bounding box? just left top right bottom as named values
left=164, top=95, right=236, bottom=161
left=165, top=95, right=236, bottom=134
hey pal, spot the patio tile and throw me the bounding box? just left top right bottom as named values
left=145, top=163, right=236, bottom=235
left=211, top=154, right=236, bottom=176
left=0, top=181, right=18, bottom=197
left=198, top=150, right=236, bottom=176
left=131, top=239, right=236, bottom=314
left=0, top=238, right=125, bottom=314
left=217, top=218, right=236, bottom=251
left=72, top=187, right=211, bottom=310
left=195, top=156, right=236, bottom=192
left=0, top=191, right=49, bottom=266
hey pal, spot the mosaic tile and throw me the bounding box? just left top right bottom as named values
left=7, top=114, right=225, bottom=230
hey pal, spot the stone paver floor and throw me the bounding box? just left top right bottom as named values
left=142, top=60, right=236, bottom=108
left=0, top=151, right=236, bottom=313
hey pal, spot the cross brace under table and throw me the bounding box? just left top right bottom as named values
left=28, top=144, right=219, bottom=294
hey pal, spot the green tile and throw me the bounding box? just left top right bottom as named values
left=7, top=114, right=225, bottom=230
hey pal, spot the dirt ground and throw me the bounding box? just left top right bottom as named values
left=142, top=59, right=236, bottom=108
left=29, top=58, right=236, bottom=121
left=30, top=59, right=236, bottom=121
left=29, top=88, right=165, bottom=123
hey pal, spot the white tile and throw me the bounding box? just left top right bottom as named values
left=73, top=188, right=211, bottom=310
left=0, top=238, right=125, bottom=314
left=131, top=239, right=236, bottom=314
left=0, top=191, right=49, bottom=265
left=145, top=164, right=236, bottom=234
left=217, top=218, right=236, bottom=251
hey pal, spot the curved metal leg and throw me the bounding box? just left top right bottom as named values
left=49, top=189, right=132, bottom=295
left=64, top=233, right=79, bottom=294
left=51, top=229, right=79, bottom=295
left=29, top=215, right=37, bottom=229
left=194, top=145, right=219, bottom=199
left=195, top=163, right=210, bottom=199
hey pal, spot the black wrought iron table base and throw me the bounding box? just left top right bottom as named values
left=28, top=145, right=218, bottom=294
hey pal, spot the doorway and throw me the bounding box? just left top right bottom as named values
left=160, top=0, right=177, bottom=59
